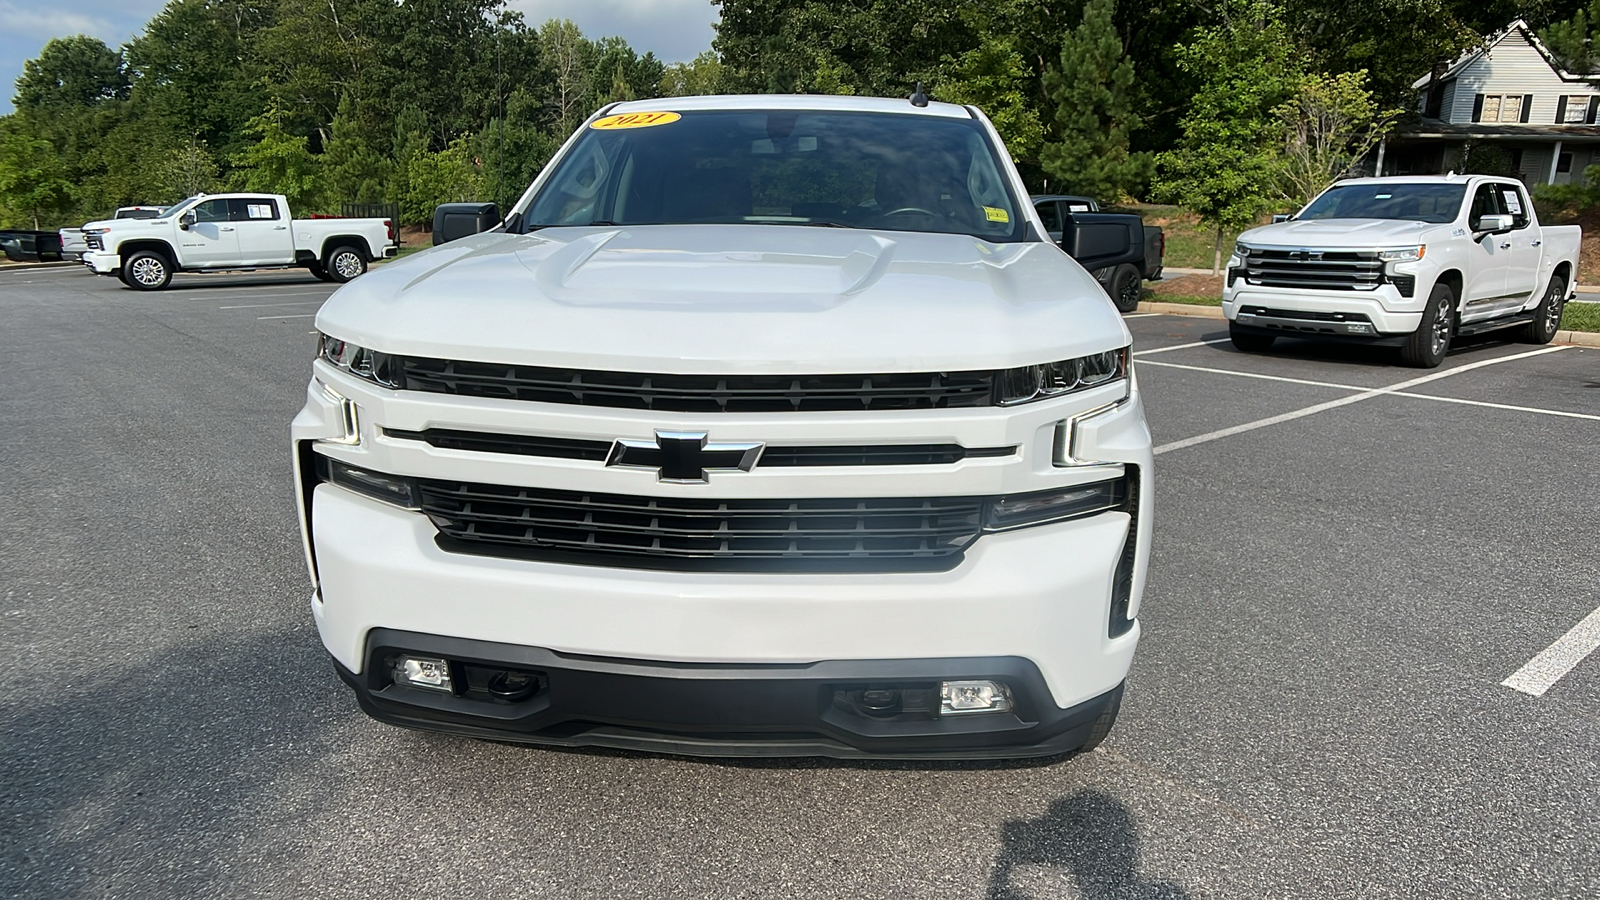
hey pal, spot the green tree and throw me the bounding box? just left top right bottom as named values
left=540, top=19, right=594, bottom=135
left=1276, top=70, right=1400, bottom=205
left=1542, top=1, right=1600, bottom=73
left=13, top=36, right=129, bottom=111
left=0, top=126, right=74, bottom=227
left=938, top=37, right=1045, bottom=164
left=323, top=95, right=393, bottom=205
left=1156, top=0, right=1303, bottom=273
left=660, top=51, right=725, bottom=96
left=399, top=135, right=486, bottom=225
left=159, top=138, right=222, bottom=198
left=1038, top=0, right=1152, bottom=202
left=232, top=103, right=325, bottom=212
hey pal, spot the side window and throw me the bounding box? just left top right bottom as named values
left=192, top=199, right=230, bottom=223
left=1035, top=201, right=1061, bottom=233
left=230, top=198, right=280, bottom=222
left=1467, top=185, right=1501, bottom=230
left=1498, top=184, right=1529, bottom=228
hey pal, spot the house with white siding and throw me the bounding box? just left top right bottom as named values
left=1384, top=19, right=1600, bottom=185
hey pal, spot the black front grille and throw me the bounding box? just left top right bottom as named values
left=85, top=235, right=102, bottom=250
left=418, top=480, right=986, bottom=571
left=400, top=358, right=996, bottom=412
left=384, top=428, right=610, bottom=461
left=1243, top=249, right=1381, bottom=291
left=1239, top=307, right=1373, bottom=324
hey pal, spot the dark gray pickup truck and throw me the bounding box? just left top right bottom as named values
left=1033, top=194, right=1164, bottom=312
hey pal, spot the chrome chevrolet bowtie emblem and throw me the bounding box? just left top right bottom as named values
left=606, top=431, right=763, bottom=483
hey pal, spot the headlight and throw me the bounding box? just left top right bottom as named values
left=1378, top=245, right=1425, bottom=262
left=318, top=332, right=401, bottom=388
left=1232, top=242, right=1252, bottom=259
left=997, top=347, right=1129, bottom=405
left=316, top=457, right=419, bottom=509
left=81, top=227, right=110, bottom=235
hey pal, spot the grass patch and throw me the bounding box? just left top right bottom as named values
left=1562, top=301, right=1600, bottom=332
left=1144, top=292, right=1221, bottom=306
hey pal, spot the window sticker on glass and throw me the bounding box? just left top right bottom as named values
left=1501, top=190, right=1522, bottom=214
left=1375, top=193, right=1392, bottom=199
left=1068, top=203, right=1091, bottom=212
left=247, top=204, right=274, bottom=219
left=590, top=112, right=681, bottom=130
left=983, top=206, right=1010, bottom=223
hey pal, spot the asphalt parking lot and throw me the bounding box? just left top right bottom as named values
left=3, top=265, right=1597, bottom=899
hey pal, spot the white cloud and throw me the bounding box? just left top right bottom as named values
left=507, top=0, right=718, bottom=63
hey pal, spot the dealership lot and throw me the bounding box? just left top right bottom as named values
left=2, top=266, right=1597, bottom=898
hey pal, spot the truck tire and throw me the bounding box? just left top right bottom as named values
left=1399, top=281, right=1454, bottom=368
left=122, top=250, right=172, bottom=291
left=1516, top=274, right=1566, bottom=344
left=309, top=261, right=334, bottom=282
left=326, top=245, right=367, bottom=283
left=1229, top=322, right=1275, bottom=352
left=1109, top=263, right=1142, bottom=313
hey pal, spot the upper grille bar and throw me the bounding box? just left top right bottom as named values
left=1242, top=249, right=1384, bottom=291
left=400, top=358, right=997, bottom=412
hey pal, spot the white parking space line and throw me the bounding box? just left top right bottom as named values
left=1389, top=391, right=1600, bottom=423
left=1153, top=346, right=1568, bottom=455
left=258, top=313, right=319, bottom=320
left=181, top=289, right=331, bottom=300
left=1133, top=338, right=1231, bottom=357
left=1122, top=313, right=1161, bottom=318
left=1138, top=360, right=1367, bottom=392
left=1502, top=605, right=1600, bottom=697
left=219, top=301, right=325, bottom=309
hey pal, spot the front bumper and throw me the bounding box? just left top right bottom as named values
left=84, top=251, right=120, bottom=275
left=338, top=629, right=1123, bottom=759
left=1223, top=282, right=1424, bottom=336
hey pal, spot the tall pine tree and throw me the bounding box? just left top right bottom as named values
left=1038, top=0, right=1151, bottom=202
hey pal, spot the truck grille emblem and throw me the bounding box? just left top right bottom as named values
left=606, top=431, right=764, bottom=483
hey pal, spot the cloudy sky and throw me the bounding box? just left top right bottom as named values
left=0, top=0, right=719, bottom=114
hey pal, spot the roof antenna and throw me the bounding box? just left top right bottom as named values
left=909, top=81, right=929, bottom=107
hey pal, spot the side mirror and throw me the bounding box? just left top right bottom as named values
left=432, top=202, right=500, bottom=245
left=179, top=211, right=197, bottom=231
left=1059, top=212, right=1143, bottom=273
left=1272, top=214, right=1292, bottom=224
left=1475, top=213, right=1513, bottom=235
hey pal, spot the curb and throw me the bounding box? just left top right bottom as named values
left=0, top=261, right=77, bottom=272
left=1136, top=300, right=1225, bottom=319
left=1555, top=329, right=1600, bottom=348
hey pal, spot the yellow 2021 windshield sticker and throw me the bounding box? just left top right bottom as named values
left=983, top=206, right=1010, bottom=223
left=591, top=112, right=681, bottom=130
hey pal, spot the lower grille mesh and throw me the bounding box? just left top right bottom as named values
left=419, top=480, right=986, bottom=571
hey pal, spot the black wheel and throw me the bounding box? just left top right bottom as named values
left=1075, top=685, right=1123, bottom=754
left=1516, top=274, right=1566, bottom=344
left=325, top=245, right=367, bottom=283
left=1229, top=322, right=1275, bottom=352
left=1400, top=281, right=1455, bottom=368
left=1108, top=263, right=1142, bottom=313
left=114, top=268, right=128, bottom=285
left=122, top=250, right=172, bottom=291
left=309, top=261, right=334, bottom=282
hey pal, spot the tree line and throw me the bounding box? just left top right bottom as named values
left=1, top=0, right=1595, bottom=235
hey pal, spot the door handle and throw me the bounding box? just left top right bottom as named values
left=220, top=226, right=236, bottom=232
left=1499, top=241, right=1511, bottom=249
left=1531, top=240, right=1542, bottom=246
left=272, top=226, right=287, bottom=230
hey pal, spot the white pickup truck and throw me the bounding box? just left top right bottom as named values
left=82, top=192, right=397, bottom=290
left=293, top=94, right=1153, bottom=759
left=1224, top=175, right=1580, bottom=367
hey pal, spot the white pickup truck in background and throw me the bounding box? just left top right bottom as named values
left=82, top=192, right=397, bottom=290
left=1224, top=175, right=1580, bottom=367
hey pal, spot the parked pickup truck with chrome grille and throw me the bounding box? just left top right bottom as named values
left=293, top=94, right=1153, bottom=759
left=82, top=192, right=397, bottom=290
left=1224, top=174, right=1580, bottom=367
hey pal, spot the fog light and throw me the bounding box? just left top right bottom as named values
left=940, top=680, right=1013, bottom=715
left=393, top=655, right=453, bottom=692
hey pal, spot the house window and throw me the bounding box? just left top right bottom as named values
left=1473, top=94, right=1532, bottom=123
left=1557, top=95, right=1596, bottom=124
left=1558, top=152, right=1573, bottom=173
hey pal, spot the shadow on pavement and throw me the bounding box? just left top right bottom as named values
left=987, top=788, right=1188, bottom=900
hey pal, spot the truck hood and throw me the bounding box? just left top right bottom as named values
left=316, top=225, right=1129, bottom=373
left=1238, top=218, right=1444, bottom=249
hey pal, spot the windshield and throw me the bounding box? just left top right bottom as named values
left=115, top=208, right=163, bottom=219
left=159, top=197, right=203, bottom=218
left=522, top=110, right=1023, bottom=241
left=1297, top=183, right=1466, bottom=224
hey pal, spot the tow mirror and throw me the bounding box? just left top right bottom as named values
left=1059, top=213, right=1143, bottom=272
left=1475, top=213, right=1513, bottom=236
left=1272, top=214, right=1292, bottom=223
left=432, top=202, right=500, bottom=245
left=179, top=211, right=197, bottom=231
